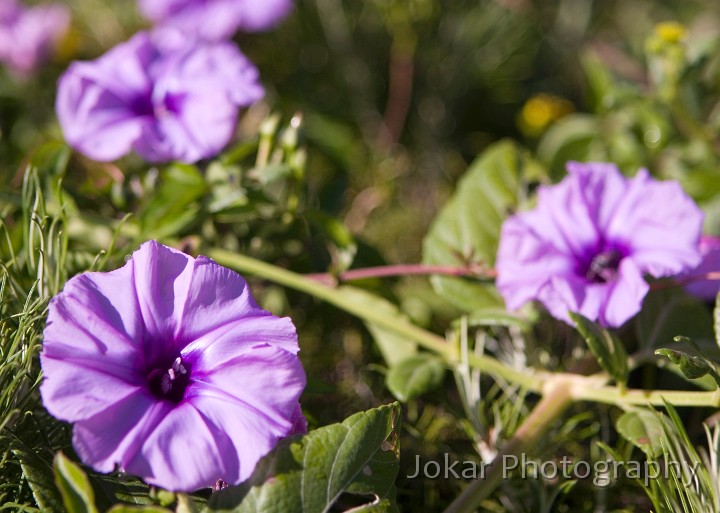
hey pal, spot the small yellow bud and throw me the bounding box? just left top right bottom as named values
left=518, top=94, right=574, bottom=137
left=654, top=21, right=686, bottom=44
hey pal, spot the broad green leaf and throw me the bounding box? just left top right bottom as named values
left=139, top=164, right=207, bottom=239
left=636, top=288, right=715, bottom=352
left=655, top=337, right=720, bottom=387
left=536, top=114, right=604, bottom=180
left=422, top=139, right=545, bottom=312
left=616, top=409, right=668, bottom=458
left=337, top=287, right=417, bottom=366
left=570, top=312, right=628, bottom=389
left=53, top=452, right=99, bottom=513
left=385, top=354, right=446, bottom=401
left=207, top=403, right=401, bottom=513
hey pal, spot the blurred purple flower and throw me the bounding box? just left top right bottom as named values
left=40, top=241, right=306, bottom=492
left=0, top=0, right=69, bottom=76
left=683, top=235, right=720, bottom=301
left=56, top=31, right=264, bottom=163
left=138, top=0, right=293, bottom=40
left=496, top=162, right=703, bottom=327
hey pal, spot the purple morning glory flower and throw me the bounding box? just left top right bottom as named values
left=138, top=0, right=293, bottom=40
left=55, top=31, right=264, bottom=163
left=683, top=235, right=720, bottom=301
left=496, top=162, right=703, bottom=327
left=40, top=241, right=306, bottom=492
left=0, top=0, right=69, bottom=76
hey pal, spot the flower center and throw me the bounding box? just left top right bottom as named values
left=147, top=356, right=190, bottom=403
left=585, top=249, right=622, bottom=283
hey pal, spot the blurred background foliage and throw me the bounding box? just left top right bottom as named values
left=5, top=0, right=720, bottom=511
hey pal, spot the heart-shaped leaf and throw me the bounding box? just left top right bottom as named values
left=422, top=140, right=545, bottom=312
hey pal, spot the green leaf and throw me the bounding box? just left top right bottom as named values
left=655, top=339, right=720, bottom=387
left=53, top=452, right=99, bottom=513
left=385, top=354, right=446, bottom=401
left=92, top=474, right=156, bottom=509
left=12, top=439, right=64, bottom=512
left=337, top=287, right=417, bottom=366
left=306, top=210, right=357, bottom=273
left=139, top=164, right=208, bottom=239
left=580, top=51, right=615, bottom=111
left=615, top=409, right=668, bottom=458
left=422, top=139, right=545, bottom=312
left=207, top=403, right=401, bottom=513
left=536, top=114, right=604, bottom=180
left=570, top=312, right=628, bottom=389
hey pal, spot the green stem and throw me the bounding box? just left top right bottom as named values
left=443, top=377, right=575, bottom=513
left=209, top=249, right=720, bottom=407
left=572, top=384, right=720, bottom=407
left=208, top=248, right=542, bottom=390
left=208, top=249, right=453, bottom=358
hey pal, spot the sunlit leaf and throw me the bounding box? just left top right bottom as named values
left=53, top=452, right=99, bottom=513
left=207, top=403, right=401, bottom=513
left=422, top=140, right=545, bottom=312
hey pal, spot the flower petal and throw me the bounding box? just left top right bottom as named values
left=130, top=241, right=194, bottom=354
left=56, top=33, right=156, bottom=161
left=187, top=343, right=306, bottom=433
left=605, top=169, right=703, bottom=276
left=496, top=214, right=578, bottom=311
left=175, top=256, right=299, bottom=354
left=125, top=402, right=234, bottom=491
left=600, top=258, right=649, bottom=328
left=72, top=391, right=170, bottom=472
left=40, top=357, right=143, bottom=422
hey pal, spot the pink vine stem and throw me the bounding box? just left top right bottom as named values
left=306, top=265, right=720, bottom=290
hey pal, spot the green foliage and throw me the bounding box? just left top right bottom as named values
left=638, top=404, right=719, bottom=513
left=138, top=164, right=207, bottom=240
left=53, top=452, right=99, bottom=513
left=570, top=312, right=628, bottom=390
left=615, top=409, right=670, bottom=458
left=422, top=139, right=545, bottom=313
left=656, top=337, right=720, bottom=387
left=385, top=353, right=446, bottom=401
left=207, top=403, right=401, bottom=513
left=336, top=286, right=417, bottom=367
